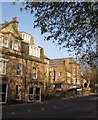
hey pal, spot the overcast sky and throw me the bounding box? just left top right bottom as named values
left=1, top=2, right=75, bottom=59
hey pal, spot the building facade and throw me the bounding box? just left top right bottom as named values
left=0, top=17, right=82, bottom=104
left=49, top=58, right=82, bottom=92
left=0, top=17, right=48, bottom=104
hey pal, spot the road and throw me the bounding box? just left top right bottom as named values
left=1, top=94, right=97, bottom=119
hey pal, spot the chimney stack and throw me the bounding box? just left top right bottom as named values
left=4, top=21, right=8, bottom=24
left=12, top=17, right=18, bottom=28
left=12, top=17, right=17, bottom=21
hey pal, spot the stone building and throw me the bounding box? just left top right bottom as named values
left=0, top=17, right=48, bottom=104
left=49, top=58, right=82, bottom=92
left=0, top=17, right=82, bottom=104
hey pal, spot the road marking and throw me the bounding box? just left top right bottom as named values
left=28, top=110, right=32, bottom=112
left=11, top=112, right=15, bottom=115
left=90, top=97, right=98, bottom=100
left=41, top=107, right=45, bottom=111
left=53, top=106, right=57, bottom=109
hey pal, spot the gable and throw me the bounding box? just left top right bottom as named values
left=0, top=21, right=22, bottom=40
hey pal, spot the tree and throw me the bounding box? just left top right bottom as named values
left=14, top=1, right=98, bottom=63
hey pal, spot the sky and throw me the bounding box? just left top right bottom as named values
left=1, top=2, right=74, bottom=59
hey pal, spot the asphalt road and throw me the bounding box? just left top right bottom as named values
left=1, top=94, right=97, bottom=119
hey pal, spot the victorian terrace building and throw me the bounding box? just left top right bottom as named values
left=0, top=17, right=49, bottom=104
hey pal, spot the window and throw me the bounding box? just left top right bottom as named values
left=4, top=38, right=8, bottom=48
left=17, top=64, right=22, bottom=76
left=67, top=72, right=71, bottom=77
left=0, top=84, right=8, bottom=103
left=32, top=67, right=37, bottom=79
left=59, top=72, right=62, bottom=76
left=29, top=45, right=40, bottom=58
left=22, top=33, right=30, bottom=43
left=22, top=33, right=25, bottom=40
left=14, top=41, right=18, bottom=50
left=73, top=78, right=76, bottom=84
left=0, top=36, right=2, bottom=46
left=10, top=40, right=13, bottom=49
left=55, top=84, right=61, bottom=88
left=0, top=61, right=6, bottom=75
left=16, top=85, right=22, bottom=100
left=29, top=87, right=34, bottom=94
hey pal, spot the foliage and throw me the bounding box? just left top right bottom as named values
left=14, top=2, right=98, bottom=64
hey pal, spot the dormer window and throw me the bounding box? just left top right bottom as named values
left=29, top=45, right=40, bottom=58
left=22, top=33, right=30, bottom=44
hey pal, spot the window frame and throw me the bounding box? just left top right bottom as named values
left=3, top=38, right=8, bottom=48
left=32, top=67, right=37, bottom=79
left=29, top=45, right=40, bottom=58
left=0, top=60, right=6, bottom=75
left=14, top=41, right=18, bottom=50
left=16, top=85, right=22, bottom=100
left=9, top=40, right=13, bottom=49
left=17, top=64, right=22, bottom=76
left=59, top=72, right=62, bottom=76
left=0, top=36, right=3, bottom=46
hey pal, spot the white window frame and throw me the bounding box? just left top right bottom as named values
left=9, top=40, right=13, bottom=49
left=14, top=41, right=18, bottom=50
left=0, top=84, right=8, bottom=104
left=0, top=36, right=3, bottom=46
left=17, top=64, right=22, bottom=76
left=22, top=33, right=30, bottom=44
left=3, top=38, right=8, bottom=48
left=59, top=72, right=62, bottom=76
left=0, top=60, right=7, bottom=75
left=32, top=67, right=37, bottom=79
left=29, top=45, right=40, bottom=58
left=67, top=72, right=71, bottom=77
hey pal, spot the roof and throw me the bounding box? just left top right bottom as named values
left=0, top=19, right=22, bottom=40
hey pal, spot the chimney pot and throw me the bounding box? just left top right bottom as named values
left=12, top=17, right=17, bottom=21
left=4, top=21, right=8, bottom=24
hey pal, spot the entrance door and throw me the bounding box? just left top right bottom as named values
left=0, top=84, right=8, bottom=104
left=28, top=87, right=34, bottom=102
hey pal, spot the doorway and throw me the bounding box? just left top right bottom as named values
left=0, top=84, right=8, bottom=104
